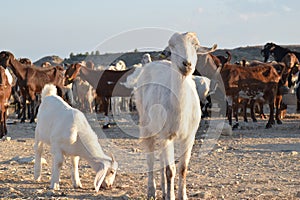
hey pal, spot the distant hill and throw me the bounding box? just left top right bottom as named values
left=33, top=55, right=64, bottom=67
left=63, top=51, right=162, bottom=67
left=34, top=44, right=300, bottom=68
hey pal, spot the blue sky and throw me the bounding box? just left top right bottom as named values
left=1, top=0, right=299, bottom=61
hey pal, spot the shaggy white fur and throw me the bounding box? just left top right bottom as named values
left=135, top=32, right=202, bottom=200
left=34, top=84, right=118, bottom=192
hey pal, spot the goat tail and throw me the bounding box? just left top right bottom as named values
left=41, top=84, right=57, bottom=100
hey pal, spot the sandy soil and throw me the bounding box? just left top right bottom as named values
left=0, top=105, right=300, bottom=200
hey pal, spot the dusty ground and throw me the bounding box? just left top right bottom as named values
left=1, top=105, right=300, bottom=200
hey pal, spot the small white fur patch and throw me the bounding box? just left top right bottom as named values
left=5, top=68, right=13, bottom=85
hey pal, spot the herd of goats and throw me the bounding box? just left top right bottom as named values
left=0, top=32, right=300, bottom=199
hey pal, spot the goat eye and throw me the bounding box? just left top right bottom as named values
left=110, top=170, right=115, bottom=174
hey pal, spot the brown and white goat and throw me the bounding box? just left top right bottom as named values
left=0, top=66, right=12, bottom=138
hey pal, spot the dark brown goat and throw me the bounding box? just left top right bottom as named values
left=0, top=51, right=65, bottom=123
left=261, top=42, right=300, bottom=63
left=0, top=66, right=12, bottom=138
left=237, top=60, right=294, bottom=123
left=13, top=58, right=32, bottom=120
left=221, top=63, right=282, bottom=128
left=64, top=63, right=136, bottom=128
left=262, top=43, right=300, bottom=111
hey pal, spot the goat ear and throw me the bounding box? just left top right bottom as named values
left=212, top=44, right=218, bottom=51
left=75, top=63, right=82, bottom=70
left=184, top=32, right=200, bottom=50
left=197, top=44, right=218, bottom=55
left=94, top=163, right=108, bottom=193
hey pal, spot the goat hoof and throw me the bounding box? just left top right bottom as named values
left=265, top=123, right=272, bottom=129
left=277, top=120, right=282, bottom=125
left=50, top=183, right=60, bottom=190
left=102, top=124, right=111, bottom=129
left=232, top=123, right=239, bottom=130
left=35, top=176, right=42, bottom=182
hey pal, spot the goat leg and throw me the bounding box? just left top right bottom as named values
left=178, top=141, right=193, bottom=200
left=50, top=150, right=64, bottom=190
left=249, top=99, right=257, bottom=122
left=242, top=99, right=249, bottom=122
left=266, top=102, right=275, bottom=128
left=20, top=97, right=26, bottom=123
left=71, top=156, right=82, bottom=188
left=30, top=99, right=35, bottom=123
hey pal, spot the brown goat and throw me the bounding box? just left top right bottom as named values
left=0, top=66, right=12, bottom=138
left=281, top=52, right=299, bottom=69
left=0, top=51, right=65, bottom=123
left=64, top=63, right=136, bottom=128
left=221, top=63, right=283, bottom=128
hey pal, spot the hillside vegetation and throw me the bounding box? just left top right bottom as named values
left=34, top=45, right=300, bottom=67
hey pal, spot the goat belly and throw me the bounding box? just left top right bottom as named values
left=238, top=90, right=265, bottom=101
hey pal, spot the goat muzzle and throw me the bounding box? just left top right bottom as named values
left=182, top=60, right=191, bottom=67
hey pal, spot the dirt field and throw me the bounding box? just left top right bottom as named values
left=1, top=105, right=300, bottom=200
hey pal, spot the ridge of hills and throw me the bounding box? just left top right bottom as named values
left=34, top=45, right=300, bottom=67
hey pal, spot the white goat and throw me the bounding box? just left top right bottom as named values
left=134, top=32, right=201, bottom=200
left=141, top=53, right=152, bottom=65
left=107, top=60, right=127, bottom=71
left=193, top=75, right=218, bottom=117
left=70, top=61, right=96, bottom=112
left=193, top=75, right=217, bottom=104
left=72, top=77, right=95, bottom=112
left=34, top=84, right=118, bottom=192
left=122, top=53, right=153, bottom=90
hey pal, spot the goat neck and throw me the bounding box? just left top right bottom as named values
left=78, top=65, right=101, bottom=89
left=0, top=52, right=29, bottom=80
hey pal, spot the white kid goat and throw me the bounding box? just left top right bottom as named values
left=193, top=75, right=217, bottom=104
left=134, top=32, right=209, bottom=200
left=34, top=84, right=118, bottom=192
left=193, top=75, right=218, bottom=117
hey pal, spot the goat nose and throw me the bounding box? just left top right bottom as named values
left=183, top=60, right=191, bottom=67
